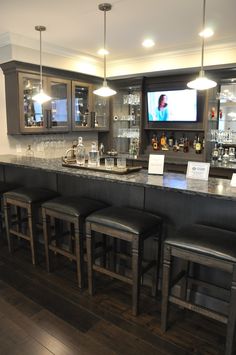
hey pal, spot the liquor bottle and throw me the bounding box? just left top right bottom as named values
left=193, top=136, right=197, bottom=149
left=168, top=132, right=174, bottom=148
left=195, top=136, right=202, bottom=154
left=211, top=143, right=219, bottom=162
left=99, top=142, right=105, bottom=156
left=151, top=134, right=158, bottom=150
left=217, top=144, right=224, bottom=162
left=222, top=148, right=229, bottom=165
left=183, top=138, right=189, bottom=153
left=76, top=136, right=86, bottom=166
left=160, top=132, right=167, bottom=147
left=229, top=147, right=235, bottom=162
left=173, top=139, right=180, bottom=152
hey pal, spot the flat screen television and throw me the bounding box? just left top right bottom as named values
left=147, top=89, right=197, bottom=122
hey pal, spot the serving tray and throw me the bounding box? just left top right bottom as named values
left=62, top=162, right=142, bottom=175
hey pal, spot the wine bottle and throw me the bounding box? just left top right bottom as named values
left=195, top=136, right=202, bottom=154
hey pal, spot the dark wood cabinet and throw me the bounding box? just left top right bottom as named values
left=1, top=61, right=108, bottom=135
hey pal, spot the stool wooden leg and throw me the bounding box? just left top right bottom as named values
left=102, top=234, right=107, bottom=267
left=109, top=237, right=117, bottom=272
left=86, top=222, right=94, bottom=295
left=42, top=208, right=52, bottom=272
left=180, top=260, right=190, bottom=301
left=4, top=200, right=14, bottom=254
left=225, top=265, right=236, bottom=355
left=161, top=244, right=172, bottom=332
left=74, top=221, right=84, bottom=289
left=152, top=236, right=161, bottom=297
left=28, top=205, right=37, bottom=265
left=0, top=196, right=3, bottom=234
left=132, top=235, right=142, bottom=316
left=16, top=206, right=22, bottom=233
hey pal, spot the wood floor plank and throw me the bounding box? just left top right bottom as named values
left=32, top=309, right=117, bottom=355
left=0, top=298, right=86, bottom=355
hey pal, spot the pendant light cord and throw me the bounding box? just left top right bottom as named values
left=200, top=0, right=206, bottom=72
left=35, top=25, right=46, bottom=91
left=39, top=28, right=43, bottom=90
left=103, top=8, right=107, bottom=83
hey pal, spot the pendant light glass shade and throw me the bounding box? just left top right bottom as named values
left=187, top=69, right=217, bottom=90
left=32, top=25, right=51, bottom=104
left=93, top=80, right=116, bottom=97
left=93, top=3, right=116, bottom=97
left=187, top=0, right=217, bottom=91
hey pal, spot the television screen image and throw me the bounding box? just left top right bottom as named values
left=147, top=89, right=197, bottom=122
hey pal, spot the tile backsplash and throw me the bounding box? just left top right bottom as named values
left=8, top=132, right=98, bottom=159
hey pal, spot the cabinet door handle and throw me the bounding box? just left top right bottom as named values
left=45, top=110, right=49, bottom=128
left=48, top=109, right=52, bottom=128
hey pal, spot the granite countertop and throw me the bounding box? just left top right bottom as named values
left=0, top=154, right=236, bottom=201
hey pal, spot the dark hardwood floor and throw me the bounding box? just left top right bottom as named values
left=0, top=243, right=233, bottom=355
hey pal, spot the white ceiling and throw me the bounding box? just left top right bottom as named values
left=0, top=0, right=235, bottom=65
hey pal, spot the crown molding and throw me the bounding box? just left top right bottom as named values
left=0, top=32, right=100, bottom=64
left=107, top=41, right=236, bottom=77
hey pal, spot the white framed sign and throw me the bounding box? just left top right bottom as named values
left=186, top=161, right=210, bottom=181
left=148, top=154, right=165, bottom=175
left=230, top=173, right=236, bottom=187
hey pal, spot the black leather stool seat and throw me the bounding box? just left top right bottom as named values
left=0, top=182, right=20, bottom=194
left=42, top=196, right=107, bottom=288
left=3, top=187, right=58, bottom=265
left=166, top=224, right=236, bottom=263
left=42, top=196, right=106, bottom=218
left=4, top=187, right=58, bottom=203
left=86, top=206, right=163, bottom=316
left=86, top=206, right=162, bottom=236
left=161, top=223, right=236, bottom=355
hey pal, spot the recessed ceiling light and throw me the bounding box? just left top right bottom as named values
left=98, top=48, right=109, bottom=55
left=199, top=28, right=214, bottom=38
left=142, top=39, right=155, bottom=48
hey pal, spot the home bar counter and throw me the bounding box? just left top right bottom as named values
left=1, top=154, right=236, bottom=312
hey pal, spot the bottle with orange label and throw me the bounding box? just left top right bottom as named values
left=160, top=132, right=167, bottom=147
left=151, top=134, right=159, bottom=150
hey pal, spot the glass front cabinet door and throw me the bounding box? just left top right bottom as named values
left=72, top=81, right=110, bottom=131
left=19, top=73, right=71, bottom=133
left=112, top=85, right=141, bottom=155
left=93, top=94, right=110, bottom=131
left=72, top=81, right=93, bottom=130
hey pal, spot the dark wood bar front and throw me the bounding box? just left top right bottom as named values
left=0, top=154, right=236, bottom=353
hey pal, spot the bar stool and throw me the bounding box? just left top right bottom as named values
left=161, top=224, right=236, bottom=355
left=42, top=196, right=107, bottom=288
left=4, top=187, right=58, bottom=265
left=86, top=206, right=163, bottom=316
left=0, top=182, right=20, bottom=235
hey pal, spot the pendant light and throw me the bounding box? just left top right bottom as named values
left=32, top=25, right=51, bottom=104
left=93, top=3, right=116, bottom=97
left=187, top=0, right=217, bottom=90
